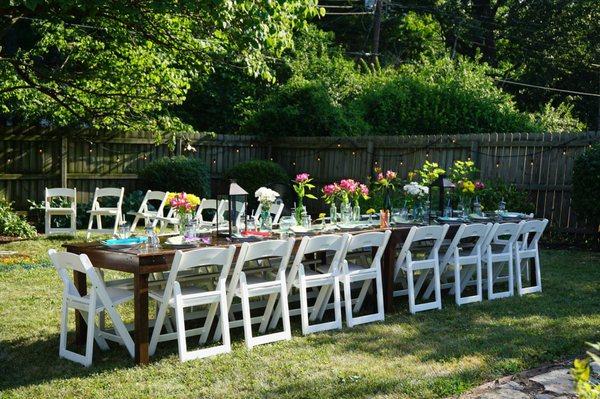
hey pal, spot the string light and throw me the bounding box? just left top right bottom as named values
left=292, top=161, right=296, bottom=166
left=562, top=148, right=567, bottom=155
left=250, top=144, right=254, bottom=148
left=425, top=151, right=429, bottom=158
left=38, top=148, right=43, bottom=154
left=589, top=142, right=593, bottom=148
left=270, top=157, right=273, bottom=161
left=496, top=160, right=500, bottom=168
left=212, top=159, right=216, bottom=164
left=352, top=151, right=356, bottom=155
left=529, top=159, right=534, bottom=166
left=143, top=155, right=147, bottom=160
left=337, top=143, right=341, bottom=148
left=400, top=159, right=404, bottom=166
left=467, top=157, right=471, bottom=162
left=235, top=148, right=240, bottom=153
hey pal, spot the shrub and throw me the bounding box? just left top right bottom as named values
left=241, top=79, right=352, bottom=137
left=478, top=179, right=535, bottom=214
left=0, top=198, right=36, bottom=238
left=572, top=144, right=600, bottom=229
left=348, top=57, right=542, bottom=135
left=224, top=160, right=289, bottom=208
left=138, top=156, right=211, bottom=198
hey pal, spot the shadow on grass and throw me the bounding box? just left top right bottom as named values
left=1, top=250, right=598, bottom=396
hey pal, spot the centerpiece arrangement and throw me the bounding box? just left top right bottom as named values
left=373, top=169, right=399, bottom=227
left=292, top=173, right=317, bottom=224
left=166, top=192, right=201, bottom=234
left=322, top=179, right=369, bottom=224
left=448, top=160, right=485, bottom=215
left=254, top=187, right=279, bottom=231
left=402, top=181, right=429, bottom=222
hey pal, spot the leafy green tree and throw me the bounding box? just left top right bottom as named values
left=0, top=0, right=322, bottom=141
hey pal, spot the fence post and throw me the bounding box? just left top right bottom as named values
left=61, top=136, right=68, bottom=187
left=470, top=140, right=480, bottom=168
left=366, top=140, right=374, bottom=177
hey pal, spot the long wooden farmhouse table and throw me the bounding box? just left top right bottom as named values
left=65, top=222, right=533, bottom=365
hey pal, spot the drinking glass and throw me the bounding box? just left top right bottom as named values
left=279, top=216, right=294, bottom=237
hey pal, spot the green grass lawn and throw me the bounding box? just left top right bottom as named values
left=0, top=236, right=598, bottom=398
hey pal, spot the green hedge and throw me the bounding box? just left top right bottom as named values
left=572, top=144, right=600, bottom=228
left=138, top=156, right=211, bottom=197
left=224, top=160, right=289, bottom=208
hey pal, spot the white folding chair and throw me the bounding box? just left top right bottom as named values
left=394, top=225, right=449, bottom=314
left=514, top=219, right=548, bottom=296
left=86, top=187, right=124, bottom=239
left=253, top=201, right=285, bottom=226
left=149, top=246, right=235, bottom=361
left=338, top=230, right=391, bottom=327
left=48, top=249, right=134, bottom=367
left=424, top=223, right=492, bottom=306
left=44, top=187, right=77, bottom=235
left=222, top=238, right=294, bottom=349
left=274, top=234, right=350, bottom=335
left=195, top=198, right=219, bottom=225
left=483, top=221, right=524, bottom=300
left=129, top=190, right=168, bottom=232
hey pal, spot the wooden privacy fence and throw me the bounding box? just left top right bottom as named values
left=0, top=129, right=598, bottom=233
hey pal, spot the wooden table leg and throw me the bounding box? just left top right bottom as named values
left=73, top=270, right=87, bottom=346
left=382, top=232, right=402, bottom=313
left=134, top=273, right=150, bottom=365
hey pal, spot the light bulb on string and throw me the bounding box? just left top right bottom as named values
left=495, top=160, right=500, bottom=168
left=212, top=159, right=216, bottom=164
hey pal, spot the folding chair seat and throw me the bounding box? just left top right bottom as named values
left=149, top=246, right=236, bottom=362
left=394, top=225, right=449, bottom=314
left=48, top=249, right=134, bottom=367
left=218, top=239, right=294, bottom=349
left=514, top=219, right=548, bottom=296
left=482, top=221, right=525, bottom=300
left=268, top=234, right=350, bottom=335
left=86, top=187, right=125, bottom=239
left=424, top=223, right=493, bottom=306
left=45, top=188, right=77, bottom=236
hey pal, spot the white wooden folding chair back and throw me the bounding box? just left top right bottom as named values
left=86, top=187, right=125, bottom=239
left=514, top=219, right=548, bottom=296
left=275, top=234, right=350, bottom=335
left=149, top=246, right=235, bottom=361
left=253, top=202, right=285, bottom=225
left=224, top=238, right=294, bottom=349
left=394, top=225, right=449, bottom=314
left=195, top=199, right=219, bottom=224
left=340, top=230, right=391, bottom=327
left=427, top=223, right=492, bottom=305
left=130, top=190, right=168, bottom=232
left=45, top=187, right=77, bottom=235
left=48, top=249, right=134, bottom=367
left=481, top=221, right=524, bottom=300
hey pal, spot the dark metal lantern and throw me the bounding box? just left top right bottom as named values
left=216, top=180, right=248, bottom=237
left=431, top=174, right=456, bottom=213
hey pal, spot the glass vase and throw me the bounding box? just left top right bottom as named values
left=329, top=203, right=338, bottom=224
left=259, top=209, right=272, bottom=231
left=412, top=201, right=424, bottom=223
left=352, top=204, right=361, bottom=222
left=295, top=202, right=305, bottom=225
left=340, top=202, right=352, bottom=224
left=178, top=212, right=191, bottom=235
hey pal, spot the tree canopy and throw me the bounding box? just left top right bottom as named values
left=0, top=0, right=322, bottom=140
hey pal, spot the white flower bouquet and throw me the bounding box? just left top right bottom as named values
left=403, top=182, right=429, bottom=198
left=255, top=187, right=279, bottom=207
